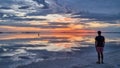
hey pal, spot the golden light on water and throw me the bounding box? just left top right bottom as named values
left=0, top=34, right=38, bottom=40
left=0, top=32, right=95, bottom=51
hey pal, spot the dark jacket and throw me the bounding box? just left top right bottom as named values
left=95, top=36, right=105, bottom=47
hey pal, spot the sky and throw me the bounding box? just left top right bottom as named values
left=0, top=0, right=120, bottom=32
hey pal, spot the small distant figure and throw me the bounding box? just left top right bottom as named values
left=95, top=31, right=105, bottom=64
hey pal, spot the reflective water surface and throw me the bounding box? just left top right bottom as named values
left=0, top=33, right=120, bottom=68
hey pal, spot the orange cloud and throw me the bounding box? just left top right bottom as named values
left=0, top=26, right=42, bottom=32
left=54, top=17, right=75, bottom=22
left=0, top=25, right=95, bottom=33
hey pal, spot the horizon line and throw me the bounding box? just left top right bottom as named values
left=0, top=32, right=120, bottom=33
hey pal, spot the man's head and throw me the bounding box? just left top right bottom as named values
left=97, top=31, right=101, bottom=36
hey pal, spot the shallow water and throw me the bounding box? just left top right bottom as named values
left=0, top=33, right=120, bottom=68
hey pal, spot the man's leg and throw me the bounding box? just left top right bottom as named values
left=101, top=52, right=104, bottom=63
left=97, top=52, right=100, bottom=64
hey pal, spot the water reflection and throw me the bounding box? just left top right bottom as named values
left=0, top=33, right=38, bottom=40
left=0, top=33, right=95, bottom=52
left=0, top=33, right=120, bottom=68
left=0, top=33, right=120, bottom=52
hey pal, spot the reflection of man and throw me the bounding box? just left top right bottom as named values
left=95, top=31, right=105, bottom=64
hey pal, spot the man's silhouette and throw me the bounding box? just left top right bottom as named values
left=95, top=31, right=105, bottom=64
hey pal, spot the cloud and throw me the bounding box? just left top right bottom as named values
left=72, top=12, right=120, bottom=23
left=0, top=6, right=11, bottom=9
left=85, top=22, right=120, bottom=28
left=18, top=6, right=30, bottom=9
left=0, top=9, right=26, bottom=17
left=0, top=0, right=120, bottom=16
left=0, top=0, right=57, bottom=22
left=48, top=22, right=70, bottom=26
left=0, top=0, right=120, bottom=33
left=0, top=0, right=48, bottom=17
left=33, top=0, right=49, bottom=9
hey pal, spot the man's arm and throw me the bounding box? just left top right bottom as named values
left=103, top=37, right=105, bottom=47
left=95, top=40, right=98, bottom=47
left=95, top=37, right=97, bottom=47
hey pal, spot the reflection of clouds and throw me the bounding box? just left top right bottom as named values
left=0, top=33, right=120, bottom=52
left=72, top=37, right=94, bottom=43
left=0, top=34, right=38, bottom=40
left=0, top=32, right=95, bottom=52
left=19, top=43, right=74, bottom=52
left=106, top=38, right=120, bottom=43
left=14, top=41, right=49, bottom=50
left=44, top=34, right=95, bottom=51
left=0, top=44, right=8, bottom=46
left=46, top=43, right=74, bottom=51
left=0, top=48, right=27, bottom=56
left=0, top=20, right=6, bottom=22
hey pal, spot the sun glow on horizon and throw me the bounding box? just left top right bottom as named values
left=0, top=25, right=95, bottom=33
left=0, top=14, right=103, bottom=33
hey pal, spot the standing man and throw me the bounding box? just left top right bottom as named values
left=95, top=31, right=105, bottom=64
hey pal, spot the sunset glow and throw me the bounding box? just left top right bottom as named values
left=0, top=0, right=120, bottom=68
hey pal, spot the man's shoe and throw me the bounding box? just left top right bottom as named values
left=96, top=61, right=100, bottom=64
